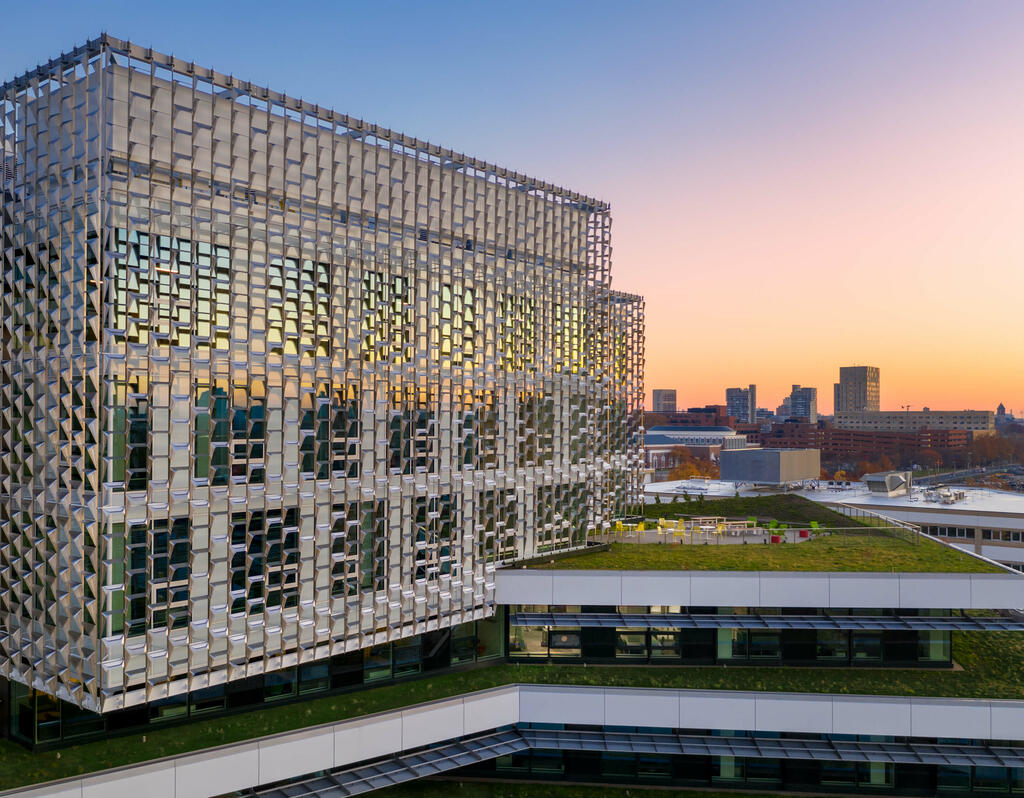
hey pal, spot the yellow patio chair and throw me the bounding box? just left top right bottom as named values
left=663, top=519, right=679, bottom=542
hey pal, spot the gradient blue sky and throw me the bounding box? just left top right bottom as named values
left=4, top=1, right=1023, bottom=413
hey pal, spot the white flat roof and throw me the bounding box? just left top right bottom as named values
left=799, top=485, right=1024, bottom=520
left=646, top=478, right=1024, bottom=519
left=645, top=479, right=765, bottom=499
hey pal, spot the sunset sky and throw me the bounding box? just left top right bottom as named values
left=3, top=1, right=1022, bottom=414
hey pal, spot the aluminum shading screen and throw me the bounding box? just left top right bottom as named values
left=0, top=35, right=645, bottom=711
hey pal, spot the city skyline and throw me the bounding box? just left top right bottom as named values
left=1, top=1, right=1022, bottom=414
left=652, top=376, right=1017, bottom=418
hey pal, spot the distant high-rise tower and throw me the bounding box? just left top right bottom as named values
left=834, top=366, right=880, bottom=413
left=652, top=389, right=677, bottom=414
left=788, top=385, right=818, bottom=423
left=725, top=385, right=757, bottom=423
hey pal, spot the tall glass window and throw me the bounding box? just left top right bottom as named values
left=615, top=630, right=647, bottom=659
left=510, top=626, right=548, bottom=658
left=364, top=644, right=393, bottom=681
left=816, top=630, right=848, bottom=661
left=973, top=766, right=1009, bottom=792
left=717, top=629, right=747, bottom=661
left=937, top=765, right=971, bottom=792
left=852, top=631, right=882, bottom=662
left=548, top=628, right=582, bottom=658
left=748, top=631, right=780, bottom=660
left=393, top=636, right=422, bottom=677
left=712, top=756, right=744, bottom=782
left=651, top=630, right=681, bottom=659
left=450, top=622, right=477, bottom=665
left=918, top=631, right=951, bottom=663
left=860, top=762, right=894, bottom=788
left=476, top=614, right=504, bottom=660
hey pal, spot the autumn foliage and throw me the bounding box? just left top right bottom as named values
left=666, top=446, right=719, bottom=480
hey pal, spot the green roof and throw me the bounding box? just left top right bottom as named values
left=529, top=537, right=1004, bottom=573
left=3, top=630, right=1023, bottom=792
left=642, top=493, right=861, bottom=527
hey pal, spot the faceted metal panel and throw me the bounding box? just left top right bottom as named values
left=0, top=36, right=645, bottom=711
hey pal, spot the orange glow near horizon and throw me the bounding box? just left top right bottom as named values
left=3, top=4, right=1019, bottom=417
left=600, top=9, right=1024, bottom=415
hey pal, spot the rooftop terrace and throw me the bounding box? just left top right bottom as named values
left=641, top=493, right=870, bottom=527
left=529, top=536, right=1003, bottom=573
left=534, top=493, right=1006, bottom=573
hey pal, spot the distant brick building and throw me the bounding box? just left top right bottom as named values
left=660, top=405, right=736, bottom=427
left=756, top=422, right=969, bottom=461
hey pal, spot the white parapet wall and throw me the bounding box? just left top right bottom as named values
left=495, top=569, right=1024, bottom=609
left=9, top=684, right=1024, bottom=798
left=6, top=687, right=522, bottom=798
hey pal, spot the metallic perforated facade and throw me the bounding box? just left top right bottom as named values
left=0, top=36, right=644, bottom=712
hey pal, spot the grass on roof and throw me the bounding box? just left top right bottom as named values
left=642, top=494, right=856, bottom=527
left=4, top=630, right=1024, bottom=791
left=531, top=536, right=1002, bottom=573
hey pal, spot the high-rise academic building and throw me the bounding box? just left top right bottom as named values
left=787, top=384, right=818, bottom=423
left=0, top=35, right=643, bottom=717
left=834, top=366, right=880, bottom=413
left=725, top=384, right=756, bottom=423
left=651, top=388, right=677, bottom=414
left=6, top=37, right=1024, bottom=798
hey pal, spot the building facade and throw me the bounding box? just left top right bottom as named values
left=834, top=410, right=995, bottom=434
left=787, top=385, right=818, bottom=423
left=644, top=425, right=747, bottom=471
left=834, top=366, right=880, bottom=413
left=758, top=422, right=969, bottom=461
left=660, top=404, right=735, bottom=427
left=12, top=35, right=1024, bottom=798
left=725, top=384, right=756, bottom=423
left=646, top=426, right=748, bottom=450
left=652, top=388, right=677, bottom=414
left=0, top=36, right=643, bottom=714
left=719, top=447, right=820, bottom=485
